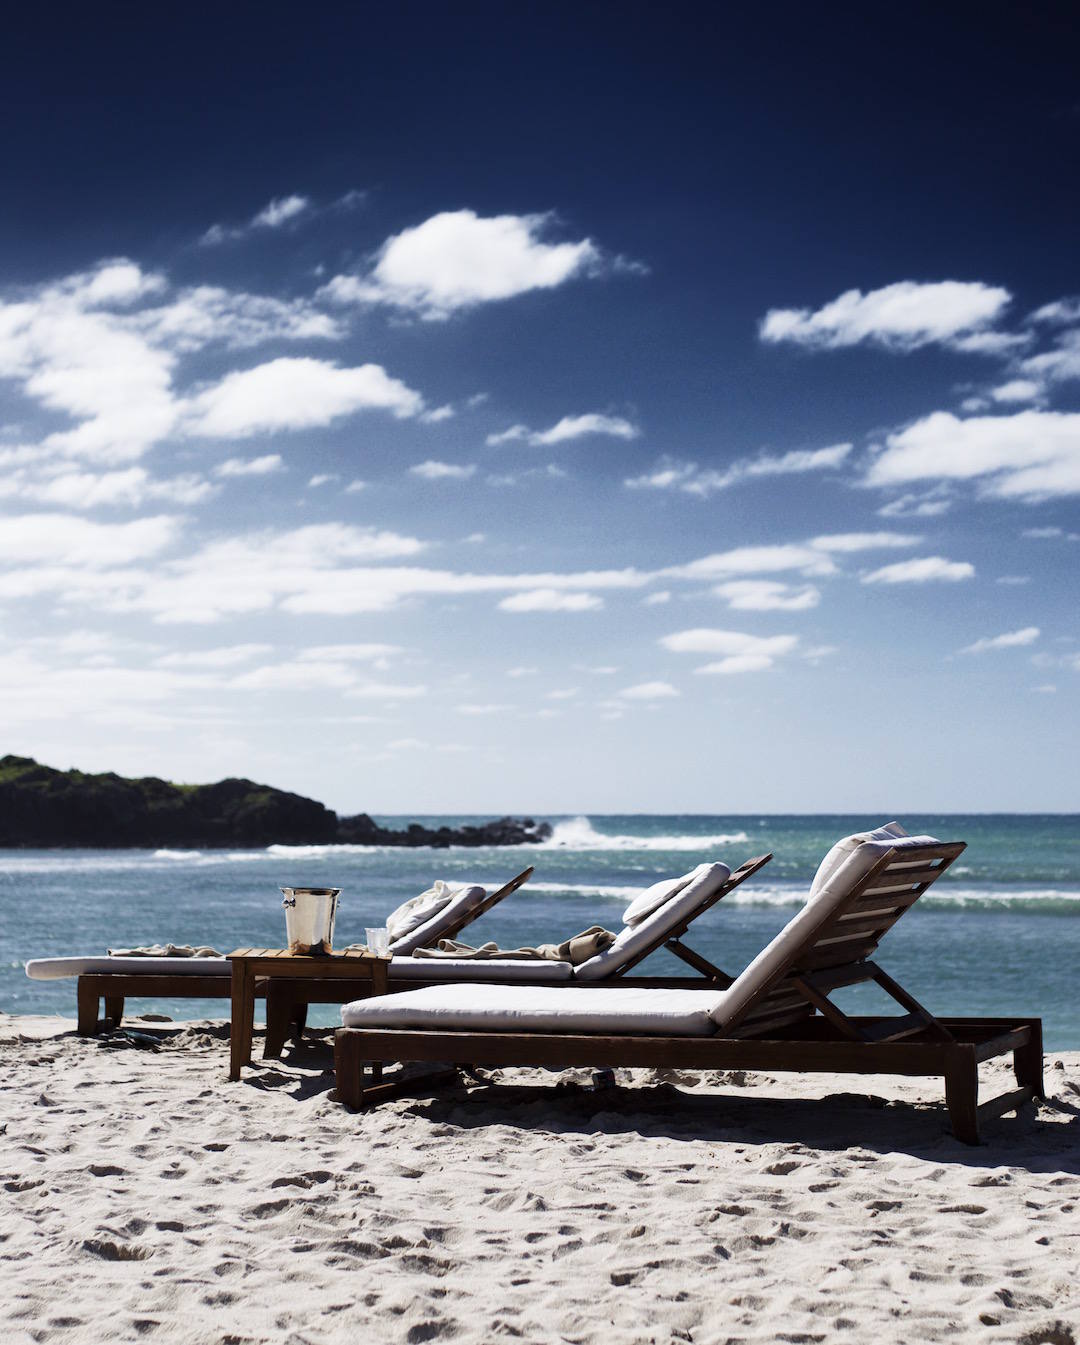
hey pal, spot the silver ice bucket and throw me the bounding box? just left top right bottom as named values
left=280, top=886, right=341, bottom=956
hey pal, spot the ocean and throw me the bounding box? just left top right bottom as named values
left=4, top=814, right=1079, bottom=1046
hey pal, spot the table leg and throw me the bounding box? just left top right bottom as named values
left=229, top=962, right=249, bottom=1080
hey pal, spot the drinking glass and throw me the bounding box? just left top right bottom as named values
left=365, top=926, right=390, bottom=956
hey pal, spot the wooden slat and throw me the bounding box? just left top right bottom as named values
left=977, top=1085, right=1033, bottom=1125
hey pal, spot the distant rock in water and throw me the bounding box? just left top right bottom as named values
left=0, top=755, right=551, bottom=849
left=337, top=812, right=551, bottom=848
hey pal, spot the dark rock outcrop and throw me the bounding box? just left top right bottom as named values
left=336, top=812, right=551, bottom=848
left=0, top=755, right=551, bottom=849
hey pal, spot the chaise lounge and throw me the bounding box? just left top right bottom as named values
left=335, top=827, right=1045, bottom=1144
left=25, top=866, right=536, bottom=1040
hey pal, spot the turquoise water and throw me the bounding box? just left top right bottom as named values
left=4, top=813, right=1079, bottom=1046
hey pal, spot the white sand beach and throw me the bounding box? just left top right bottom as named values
left=1, top=1013, right=1078, bottom=1345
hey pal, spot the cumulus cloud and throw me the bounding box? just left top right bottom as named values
left=409, top=460, right=476, bottom=481
left=156, top=644, right=273, bottom=668
left=960, top=627, right=1040, bottom=654
left=665, top=533, right=918, bottom=584
left=862, top=556, right=974, bottom=584
left=0, top=466, right=213, bottom=509
left=187, top=357, right=423, bottom=437
left=877, top=488, right=952, bottom=519
left=488, top=413, right=639, bottom=447
left=215, top=454, right=284, bottom=477
left=0, top=512, right=180, bottom=567
left=659, top=628, right=800, bottom=675
left=498, top=589, right=603, bottom=613
left=712, top=579, right=820, bottom=611
left=625, top=443, right=850, bottom=496
left=201, top=194, right=311, bottom=245
left=320, top=210, right=608, bottom=319
left=866, top=410, right=1080, bottom=501
left=759, top=280, right=1012, bottom=352
left=991, top=379, right=1042, bottom=404
left=619, top=681, right=679, bottom=700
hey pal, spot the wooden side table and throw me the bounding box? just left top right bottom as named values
left=228, top=948, right=390, bottom=1080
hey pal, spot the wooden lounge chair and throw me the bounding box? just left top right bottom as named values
left=25, top=867, right=536, bottom=1038
left=259, top=853, right=772, bottom=1053
left=335, top=836, right=1045, bottom=1144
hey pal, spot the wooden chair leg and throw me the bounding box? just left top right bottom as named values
left=104, top=995, right=124, bottom=1026
left=77, top=979, right=100, bottom=1036
left=944, top=1047, right=980, bottom=1144
left=1014, top=1022, right=1045, bottom=1100
left=263, top=983, right=291, bottom=1059
left=334, top=1031, right=366, bottom=1108
left=290, top=1001, right=308, bottom=1043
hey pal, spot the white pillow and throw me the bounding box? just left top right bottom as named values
left=622, top=868, right=699, bottom=927
left=808, top=822, right=908, bottom=903
left=386, top=881, right=458, bottom=942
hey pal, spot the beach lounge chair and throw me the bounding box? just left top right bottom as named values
left=252, top=852, right=772, bottom=1053
left=24, top=867, right=536, bottom=1038
left=335, top=830, right=1045, bottom=1144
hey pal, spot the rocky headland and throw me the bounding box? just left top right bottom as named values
left=0, top=755, right=551, bottom=849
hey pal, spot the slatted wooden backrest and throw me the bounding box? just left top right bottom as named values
left=437, top=865, right=534, bottom=942
left=726, top=840, right=966, bottom=1037
left=610, top=853, right=773, bottom=976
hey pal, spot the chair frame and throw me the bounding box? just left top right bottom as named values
left=333, top=841, right=1047, bottom=1144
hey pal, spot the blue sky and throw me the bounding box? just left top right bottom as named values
left=1, top=5, right=1077, bottom=813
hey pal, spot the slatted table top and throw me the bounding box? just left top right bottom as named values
left=228, top=947, right=391, bottom=965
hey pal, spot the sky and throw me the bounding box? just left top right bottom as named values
left=0, top=3, right=1078, bottom=814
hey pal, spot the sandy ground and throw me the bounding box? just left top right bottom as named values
left=1, top=1013, right=1079, bottom=1345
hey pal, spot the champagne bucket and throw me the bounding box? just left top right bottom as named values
left=280, top=887, right=341, bottom=955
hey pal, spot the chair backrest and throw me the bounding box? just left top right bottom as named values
left=710, top=837, right=965, bottom=1036
left=390, top=866, right=534, bottom=954
left=572, top=854, right=771, bottom=981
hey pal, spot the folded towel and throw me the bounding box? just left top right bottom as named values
left=412, top=925, right=616, bottom=966
left=107, top=944, right=224, bottom=958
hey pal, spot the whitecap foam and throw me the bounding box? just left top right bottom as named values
left=153, top=849, right=202, bottom=860
left=539, top=816, right=749, bottom=852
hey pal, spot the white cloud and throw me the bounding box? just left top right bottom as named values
left=991, top=379, right=1042, bottom=404
left=619, top=681, right=679, bottom=700
left=667, top=544, right=838, bottom=581
left=488, top=413, right=639, bottom=448
left=156, top=643, right=273, bottom=668
left=498, top=589, right=603, bottom=612
left=345, top=681, right=427, bottom=701
left=215, top=454, right=284, bottom=478
left=659, top=628, right=799, bottom=675
left=409, top=460, right=476, bottom=480
left=643, top=590, right=671, bottom=605
left=1022, top=526, right=1064, bottom=538
left=877, top=488, right=952, bottom=518
left=866, top=410, right=1080, bottom=501
left=960, top=627, right=1040, bottom=654
left=456, top=703, right=510, bottom=716
left=252, top=195, right=310, bottom=229
left=187, top=358, right=423, bottom=437
left=0, top=466, right=214, bottom=509
left=420, top=404, right=455, bottom=424
left=321, top=210, right=605, bottom=319
left=1029, top=297, right=1080, bottom=326
left=345, top=479, right=367, bottom=493
left=810, top=531, right=921, bottom=553
left=546, top=688, right=579, bottom=700
left=862, top=556, right=974, bottom=584
left=712, top=579, right=820, bottom=611
left=506, top=666, right=538, bottom=678
left=298, top=643, right=403, bottom=663
left=625, top=443, right=851, bottom=496
left=759, top=280, right=1012, bottom=352
left=1020, top=328, right=1080, bottom=387
left=308, top=473, right=338, bottom=488
left=0, top=512, right=180, bottom=566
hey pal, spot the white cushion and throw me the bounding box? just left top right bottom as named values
left=387, top=881, right=469, bottom=942
left=25, top=955, right=227, bottom=980
left=388, top=884, right=487, bottom=955
left=622, top=870, right=695, bottom=927
left=388, top=956, right=574, bottom=983
left=808, top=821, right=908, bottom=903
left=710, top=827, right=943, bottom=1031
left=573, top=861, right=731, bottom=982
left=341, top=983, right=722, bottom=1035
